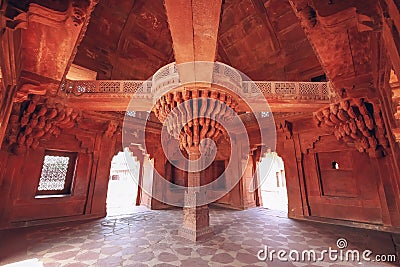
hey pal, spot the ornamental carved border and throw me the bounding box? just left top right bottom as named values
left=314, top=98, right=389, bottom=158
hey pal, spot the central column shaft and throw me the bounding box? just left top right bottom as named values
left=179, top=146, right=214, bottom=241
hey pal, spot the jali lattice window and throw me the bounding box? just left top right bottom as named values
left=36, top=150, right=77, bottom=195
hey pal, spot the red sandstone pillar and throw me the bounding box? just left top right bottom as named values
left=135, top=157, right=144, bottom=206
left=179, top=146, right=214, bottom=241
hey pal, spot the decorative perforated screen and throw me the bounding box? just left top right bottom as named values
left=38, top=155, right=70, bottom=191
left=36, top=151, right=77, bottom=195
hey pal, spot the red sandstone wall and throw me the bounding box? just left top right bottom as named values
left=304, top=135, right=384, bottom=224
left=278, top=117, right=400, bottom=231
left=0, top=128, right=117, bottom=229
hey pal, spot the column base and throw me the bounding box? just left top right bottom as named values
left=179, top=204, right=214, bottom=241
left=178, top=225, right=214, bottom=242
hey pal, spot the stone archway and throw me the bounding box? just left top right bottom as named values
left=106, top=149, right=140, bottom=217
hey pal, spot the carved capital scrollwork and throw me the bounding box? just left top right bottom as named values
left=5, top=95, right=81, bottom=154
left=153, top=88, right=237, bottom=152
left=104, top=120, right=119, bottom=138
left=15, top=83, right=47, bottom=102
left=74, top=134, right=94, bottom=152
left=314, top=98, right=389, bottom=158
left=303, top=135, right=321, bottom=154
left=279, top=120, right=293, bottom=140
left=70, top=0, right=91, bottom=26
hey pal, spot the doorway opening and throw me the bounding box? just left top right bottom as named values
left=259, top=151, right=288, bottom=212
left=106, top=149, right=140, bottom=217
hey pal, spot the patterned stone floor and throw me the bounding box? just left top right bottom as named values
left=0, top=207, right=398, bottom=267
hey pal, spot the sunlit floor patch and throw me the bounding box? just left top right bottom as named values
left=2, top=258, right=43, bottom=267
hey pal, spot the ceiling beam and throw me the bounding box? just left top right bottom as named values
left=164, top=0, right=222, bottom=84
left=65, top=94, right=328, bottom=113
left=289, top=0, right=380, bottom=98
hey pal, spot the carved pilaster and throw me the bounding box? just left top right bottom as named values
left=104, top=120, right=119, bottom=138
left=279, top=120, right=293, bottom=140
left=179, top=205, right=214, bottom=242
left=389, top=70, right=400, bottom=143
left=0, top=8, right=20, bottom=147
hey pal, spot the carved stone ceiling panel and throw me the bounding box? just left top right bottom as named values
left=289, top=0, right=381, bottom=95
left=73, top=0, right=323, bottom=82
left=218, top=0, right=324, bottom=81
left=74, top=0, right=174, bottom=80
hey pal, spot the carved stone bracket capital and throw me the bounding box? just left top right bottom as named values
left=104, top=120, right=119, bottom=138
left=5, top=95, right=81, bottom=154
left=314, top=97, right=389, bottom=158
left=278, top=120, right=293, bottom=140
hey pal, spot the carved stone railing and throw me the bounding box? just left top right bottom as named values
left=62, top=79, right=334, bottom=102
left=150, top=62, right=245, bottom=98
left=212, top=62, right=243, bottom=94
left=244, top=81, right=332, bottom=100
left=61, top=62, right=335, bottom=102
left=151, top=63, right=179, bottom=100
left=150, top=62, right=334, bottom=100
left=62, top=79, right=153, bottom=98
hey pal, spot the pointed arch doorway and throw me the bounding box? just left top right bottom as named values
left=259, top=151, right=288, bottom=212
left=106, top=148, right=141, bottom=216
